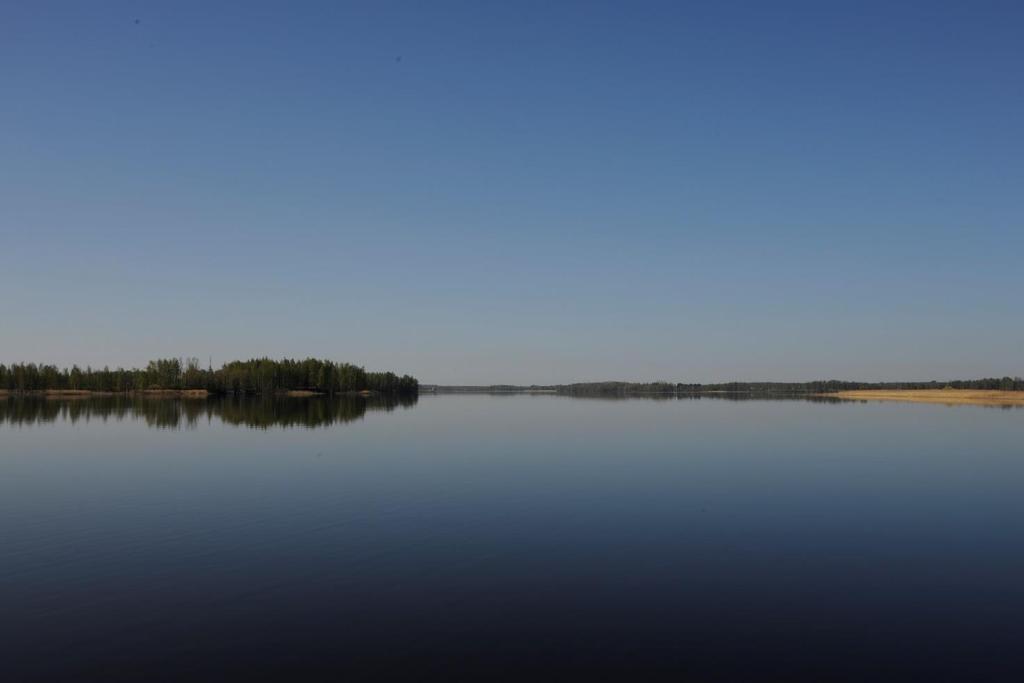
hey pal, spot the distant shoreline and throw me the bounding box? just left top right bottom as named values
left=422, top=385, right=1024, bottom=406
left=6, top=387, right=1024, bottom=407
left=823, top=389, right=1024, bottom=406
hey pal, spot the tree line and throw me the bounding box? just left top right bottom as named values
left=0, top=358, right=419, bottom=395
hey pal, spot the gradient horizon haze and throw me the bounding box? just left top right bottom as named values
left=3, top=1, right=1022, bottom=384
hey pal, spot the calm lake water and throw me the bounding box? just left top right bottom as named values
left=2, top=394, right=1023, bottom=680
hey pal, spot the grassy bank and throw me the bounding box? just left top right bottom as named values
left=824, top=389, right=1024, bottom=406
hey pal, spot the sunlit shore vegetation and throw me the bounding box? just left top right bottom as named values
left=0, top=358, right=418, bottom=396
left=826, top=389, right=1024, bottom=406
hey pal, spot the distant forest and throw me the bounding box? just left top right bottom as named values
left=425, top=377, right=1024, bottom=395
left=0, top=358, right=419, bottom=395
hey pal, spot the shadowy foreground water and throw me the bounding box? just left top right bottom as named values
left=2, top=394, right=1023, bottom=680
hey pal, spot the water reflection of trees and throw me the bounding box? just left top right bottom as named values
left=0, top=394, right=419, bottom=429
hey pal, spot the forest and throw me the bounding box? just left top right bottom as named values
left=0, top=358, right=419, bottom=395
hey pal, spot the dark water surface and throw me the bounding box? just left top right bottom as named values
left=2, top=394, right=1023, bottom=680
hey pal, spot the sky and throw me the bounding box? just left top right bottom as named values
left=2, top=0, right=1022, bottom=384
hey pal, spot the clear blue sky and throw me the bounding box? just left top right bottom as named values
left=2, top=1, right=1022, bottom=383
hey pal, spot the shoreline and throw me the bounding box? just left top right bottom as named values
left=4, top=388, right=1022, bottom=406
left=822, top=389, right=1024, bottom=406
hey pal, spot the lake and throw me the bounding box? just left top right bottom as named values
left=2, top=394, right=1023, bottom=680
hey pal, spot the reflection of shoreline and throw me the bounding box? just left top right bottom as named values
left=432, top=391, right=846, bottom=403
left=553, top=392, right=850, bottom=404
left=0, top=389, right=397, bottom=398
left=0, top=394, right=419, bottom=429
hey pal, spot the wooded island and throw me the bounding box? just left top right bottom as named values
left=0, top=358, right=419, bottom=396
